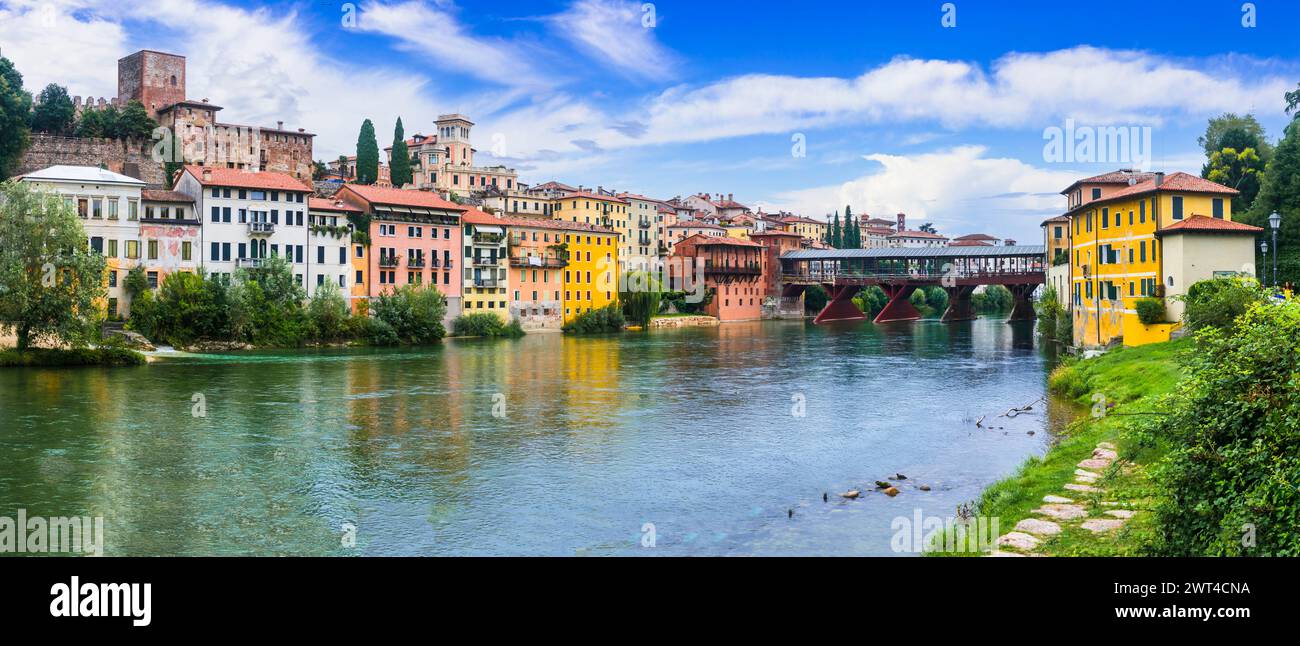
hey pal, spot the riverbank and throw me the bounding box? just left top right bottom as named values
left=934, top=338, right=1187, bottom=556
left=0, top=347, right=147, bottom=367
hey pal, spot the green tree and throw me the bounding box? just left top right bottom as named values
left=1287, top=83, right=1300, bottom=117
left=311, top=160, right=328, bottom=181
left=1242, top=118, right=1300, bottom=286
left=0, top=56, right=33, bottom=178
left=75, top=105, right=118, bottom=138
left=918, top=222, right=937, bottom=234
left=30, top=84, right=75, bottom=134
left=389, top=117, right=412, bottom=187
left=336, top=155, right=350, bottom=179
left=355, top=119, right=380, bottom=185
left=306, top=279, right=351, bottom=342
left=1204, top=147, right=1264, bottom=213
left=0, top=181, right=107, bottom=350
left=113, top=100, right=157, bottom=139
left=371, top=283, right=447, bottom=343
left=1198, top=113, right=1272, bottom=162
left=830, top=211, right=841, bottom=248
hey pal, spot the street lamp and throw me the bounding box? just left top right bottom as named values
left=1269, top=212, right=1282, bottom=287
left=1261, top=240, right=1269, bottom=284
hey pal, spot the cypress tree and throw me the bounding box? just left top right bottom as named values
left=389, top=117, right=412, bottom=187
left=355, top=119, right=379, bottom=185
left=844, top=206, right=856, bottom=248
left=831, top=211, right=842, bottom=248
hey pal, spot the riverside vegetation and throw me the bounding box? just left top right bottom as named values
left=937, top=277, right=1299, bottom=556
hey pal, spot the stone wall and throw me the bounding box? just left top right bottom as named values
left=761, top=296, right=805, bottom=320
left=16, top=134, right=165, bottom=186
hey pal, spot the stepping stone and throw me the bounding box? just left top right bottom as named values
left=1042, top=495, right=1074, bottom=504
left=1093, top=448, right=1118, bottom=460
left=1075, top=468, right=1100, bottom=479
left=1081, top=518, right=1125, bottom=533
left=1035, top=504, right=1088, bottom=520
left=1097, top=442, right=1116, bottom=450
left=1105, top=509, right=1136, bottom=519
left=1078, top=458, right=1111, bottom=469
left=1064, top=483, right=1100, bottom=493
left=996, top=532, right=1041, bottom=551
left=1075, top=474, right=1099, bottom=483
left=984, top=551, right=1027, bottom=557
left=1015, top=518, right=1062, bottom=536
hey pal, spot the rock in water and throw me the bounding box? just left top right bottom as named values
left=893, top=473, right=908, bottom=480
left=875, top=481, right=892, bottom=489
left=840, top=490, right=861, bottom=499
left=918, top=484, right=931, bottom=491
left=883, top=487, right=900, bottom=497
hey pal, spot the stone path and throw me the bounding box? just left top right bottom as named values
left=986, top=441, right=1138, bottom=556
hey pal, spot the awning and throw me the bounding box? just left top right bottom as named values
left=474, top=225, right=504, bottom=235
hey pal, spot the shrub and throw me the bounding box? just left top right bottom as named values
left=1135, top=297, right=1166, bottom=325
left=307, top=281, right=351, bottom=342
left=1152, top=301, right=1300, bottom=555
left=562, top=303, right=625, bottom=334
left=371, top=284, right=447, bottom=344
left=803, top=285, right=828, bottom=313
left=972, top=285, right=1012, bottom=313
left=1036, top=285, right=1065, bottom=341
left=0, top=347, right=145, bottom=367
left=1179, top=277, right=1267, bottom=331
left=453, top=312, right=524, bottom=338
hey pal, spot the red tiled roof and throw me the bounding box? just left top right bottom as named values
left=953, top=233, right=998, bottom=241
left=493, top=216, right=618, bottom=235
left=1156, top=215, right=1263, bottom=236
left=141, top=189, right=193, bottom=203
left=460, top=206, right=499, bottom=225
left=669, top=221, right=724, bottom=230
left=949, top=240, right=994, bottom=246
left=339, top=184, right=465, bottom=211
left=691, top=236, right=762, bottom=247
left=889, top=230, right=948, bottom=239
left=864, top=226, right=895, bottom=235
left=780, top=216, right=824, bottom=225
left=182, top=165, right=309, bottom=192
left=309, top=197, right=362, bottom=213
left=750, top=230, right=803, bottom=237
left=1065, top=172, right=1237, bottom=214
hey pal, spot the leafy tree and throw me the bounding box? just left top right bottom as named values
left=30, top=83, right=75, bottom=134
left=1198, top=113, right=1272, bottom=162
left=311, top=160, right=328, bottom=181
left=843, top=206, right=854, bottom=248
left=0, top=181, right=107, bottom=350
left=803, top=284, right=828, bottom=313
left=1178, top=277, right=1267, bottom=331
left=561, top=303, right=625, bottom=333
left=1284, top=83, right=1300, bottom=118
left=371, top=283, right=447, bottom=343
left=113, top=100, right=157, bottom=139
left=0, top=56, right=33, bottom=178
left=75, top=105, right=118, bottom=138
left=389, top=117, right=412, bottom=187
left=1242, top=117, right=1300, bottom=286
left=306, top=279, right=351, bottom=342
left=918, top=222, right=937, bottom=234
left=336, top=155, right=350, bottom=179
left=355, top=119, right=380, bottom=185
left=452, top=312, right=524, bottom=338
left=1204, top=147, right=1264, bottom=213
left=1036, top=285, right=1065, bottom=342
left=123, top=265, right=149, bottom=300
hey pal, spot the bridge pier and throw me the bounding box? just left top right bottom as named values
left=813, top=284, right=866, bottom=324
left=874, top=284, right=921, bottom=323
left=1007, top=284, right=1037, bottom=322
left=941, top=285, right=977, bottom=322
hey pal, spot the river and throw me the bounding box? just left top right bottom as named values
left=0, top=318, right=1072, bottom=556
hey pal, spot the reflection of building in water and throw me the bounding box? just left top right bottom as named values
left=562, top=335, right=620, bottom=432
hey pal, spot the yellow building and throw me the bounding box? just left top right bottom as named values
left=551, top=191, right=629, bottom=228
left=1065, top=171, right=1258, bottom=348
left=462, top=207, right=510, bottom=319
left=560, top=227, right=620, bottom=323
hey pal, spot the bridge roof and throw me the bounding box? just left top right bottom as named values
left=780, top=245, right=1045, bottom=260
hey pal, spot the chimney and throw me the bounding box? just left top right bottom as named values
left=728, top=193, right=733, bottom=202
left=202, top=168, right=212, bottom=182
left=277, top=121, right=284, bottom=130
left=1154, top=172, right=1165, bottom=187
left=896, top=213, right=906, bottom=233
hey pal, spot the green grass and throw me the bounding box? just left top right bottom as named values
left=0, top=347, right=147, bottom=367
left=931, top=338, right=1187, bottom=556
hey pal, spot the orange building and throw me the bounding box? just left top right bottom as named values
left=672, top=234, right=765, bottom=322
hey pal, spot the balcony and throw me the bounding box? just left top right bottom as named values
left=407, top=256, right=426, bottom=268
left=510, top=254, right=566, bottom=268
left=638, top=217, right=652, bottom=229
left=473, top=233, right=505, bottom=245
left=378, top=255, right=400, bottom=268
left=472, top=278, right=500, bottom=289
left=472, top=256, right=500, bottom=267
left=248, top=222, right=275, bottom=235
left=703, top=260, right=762, bottom=276
left=236, top=258, right=264, bottom=269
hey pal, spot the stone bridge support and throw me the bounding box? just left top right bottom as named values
left=813, top=284, right=866, bottom=323
left=874, top=283, right=921, bottom=323
left=1007, top=284, right=1037, bottom=322
left=941, top=285, right=977, bottom=322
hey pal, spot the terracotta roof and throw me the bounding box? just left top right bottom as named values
left=669, top=221, right=724, bottom=230
left=953, top=233, right=999, bottom=241
left=309, top=197, right=362, bottom=213
left=460, top=206, right=499, bottom=225
left=864, top=226, right=895, bottom=235
left=140, top=189, right=193, bottom=203
left=339, top=184, right=464, bottom=211
left=780, top=216, right=825, bottom=225
left=949, top=240, right=994, bottom=247
left=1156, top=215, right=1263, bottom=236
left=1059, top=169, right=1156, bottom=195
left=182, top=165, right=309, bottom=192
left=1041, top=215, right=1070, bottom=226
left=1065, top=172, right=1237, bottom=215
left=749, top=230, right=803, bottom=237
left=889, top=230, right=948, bottom=239
left=690, top=236, right=762, bottom=247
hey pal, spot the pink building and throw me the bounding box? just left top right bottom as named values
left=336, top=184, right=466, bottom=320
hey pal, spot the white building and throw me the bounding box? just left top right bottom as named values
left=17, top=166, right=145, bottom=317
left=888, top=230, right=950, bottom=248
left=306, top=198, right=359, bottom=295
left=174, top=166, right=317, bottom=290
left=616, top=193, right=664, bottom=271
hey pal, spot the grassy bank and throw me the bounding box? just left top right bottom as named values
left=933, top=338, right=1188, bottom=556
left=0, top=347, right=147, bottom=367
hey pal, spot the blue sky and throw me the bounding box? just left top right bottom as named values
left=2, top=0, right=1298, bottom=241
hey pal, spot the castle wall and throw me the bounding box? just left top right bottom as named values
left=15, top=134, right=165, bottom=186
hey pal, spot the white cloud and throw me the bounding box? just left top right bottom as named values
left=769, top=146, right=1081, bottom=242
left=355, top=1, right=555, bottom=91
left=550, top=0, right=678, bottom=81
left=0, top=0, right=126, bottom=98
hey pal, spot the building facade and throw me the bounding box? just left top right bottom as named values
left=672, top=235, right=765, bottom=322
left=461, top=207, right=510, bottom=319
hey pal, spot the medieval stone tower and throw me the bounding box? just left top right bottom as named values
left=117, top=50, right=186, bottom=119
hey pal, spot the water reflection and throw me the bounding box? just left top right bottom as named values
left=0, top=318, right=1067, bottom=556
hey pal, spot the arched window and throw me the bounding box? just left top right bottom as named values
left=170, top=75, right=177, bottom=86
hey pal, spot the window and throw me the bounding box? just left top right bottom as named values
left=108, top=271, right=117, bottom=288
left=1172, top=196, right=1184, bottom=220
left=1212, top=198, right=1224, bottom=219
left=125, top=240, right=140, bottom=259
left=107, top=239, right=118, bottom=258
left=147, top=272, right=158, bottom=289
left=211, top=206, right=220, bottom=222
left=1101, top=208, right=1109, bottom=229
left=182, top=242, right=192, bottom=261
left=147, top=240, right=158, bottom=260
left=1091, top=188, right=1101, bottom=200
left=90, top=236, right=104, bottom=254
left=356, top=270, right=364, bottom=284
left=1139, top=200, right=1146, bottom=223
